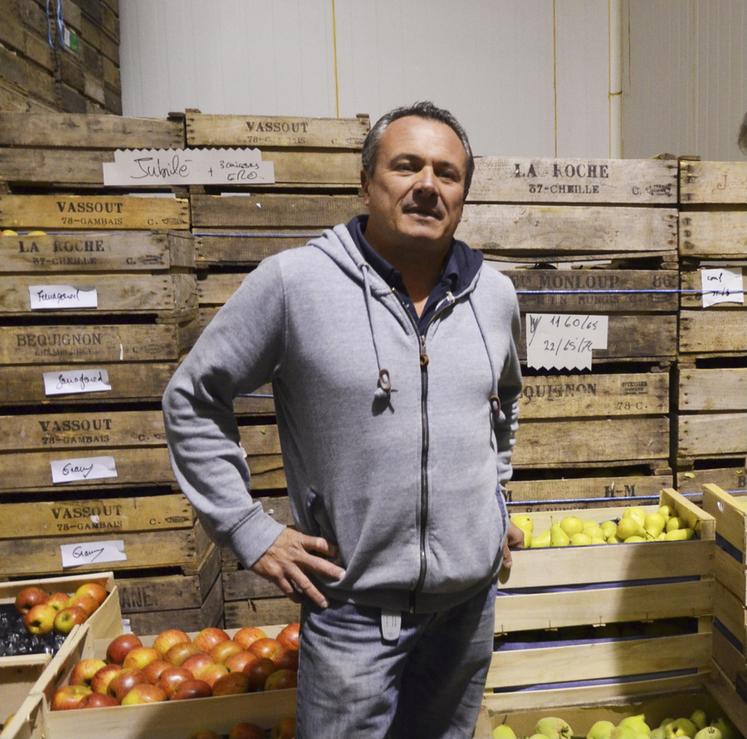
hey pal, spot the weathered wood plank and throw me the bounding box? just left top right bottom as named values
left=195, top=231, right=309, bottom=266
left=713, top=580, right=746, bottom=648
left=680, top=210, right=747, bottom=259
left=520, top=372, right=669, bottom=419
left=504, top=268, right=678, bottom=313
left=224, top=596, right=301, bottom=629
left=186, top=112, right=369, bottom=149
left=702, top=483, right=747, bottom=555
left=0, top=76, right=56, bottom=113
left=0, top=361, right=176, bottom=405
left=675, top=466, right=746, bottom=496
left=0, top=408, right=167, bottom=452
left=681, top=269, right=746, bottom=309
left=0, top=43, right=56, bottom=105
left=680, top=160, right=747, bottom=204
left=469, top=157, right=677, bottom=204
left=0, top=493, right=193, bottom=538
left=680, top=412, right=747, bottom=462
left=519, top=314, right=677, bottom=361
left=0, top=322, right=196, bottom=365
left=0, top=230, right=194, bottom=272
left=679, top=311, right=747, bottom=354
left=0, top=195, right=190, bottom=230
left=486, top=633, right=711, bottom=690
left=715, top=546, right=746, bottom=603
left=0, top=274, right=196, bottom=315
left=514, top=417, right=669, bottom=467
left=457, top=204, right=678, bottom=257
left=190, top=193, right=362, bottom=228
left=679, top=367, right=747, bottom=411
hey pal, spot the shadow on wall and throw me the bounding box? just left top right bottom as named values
left=739, top=112, right=747, bottom=155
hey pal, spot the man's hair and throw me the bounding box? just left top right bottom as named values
left=739, top=111, right=747, bottom=155
left=361, top=101, right=475, bottom=196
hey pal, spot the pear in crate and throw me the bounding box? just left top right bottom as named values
left=510, top=515, right=533, bottom=547
left=710, top=718, right=736, bottom=739
left=587, top=720, right=616, bottom=739
left=666, top=718, right=697, bottom=739
left=550, top=524, right=570, bottom=547
left=619, top=715, right=651, bottom=736
left=694, top=729, right=720, bottom=739
left=530, top=530, right=551, bottom=548
left=689, top=711, right=707, bottom=731
left=535, top=717, right=573, bottom=739
left=559, top=516, right=584, bottom=536
left=492, top=725, right=517, bottom=739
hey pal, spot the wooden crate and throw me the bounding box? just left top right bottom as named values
left=494, top=489, right=714, bottom=633
left=0, top=519, right=212, bottom=578
left=116, top=545, right=223, bottom=634
left=224, top=596, right=301, bottom=630
left=480, top=676, right=746, bottom=739
left=1, top=666, right=48, bottom=737
left=0, top=230, right=194, bottom=273
left=675, top=465, right=746, bottom=498
left=0, top=195, right=190, bottom=230
left=713, top=622, right=746, bottom=689
left=23, top=621, right=296, bottom=739
left=680, top=161, right=747, bottom=205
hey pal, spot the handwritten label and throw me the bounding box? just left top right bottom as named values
left=103, top=148, right=275, bottom=185
left=43, top=368, right=112, bottom=396
left=526, top=313, right=608, bottom=370
left=60, top=539, right=127, bottom=568
left=29, top=285, right=98, bottom=310
left=50, top=455, right=118, bottom=484
left=701, top=268, right=744, bottom=308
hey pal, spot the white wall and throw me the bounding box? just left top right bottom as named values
left=120, top=0, right=613, bottom=157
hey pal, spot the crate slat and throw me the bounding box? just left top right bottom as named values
left=680, top=211, right=747, bottom=259
left=681, top=161, right=747, bottom=204
left=679, top=311, right=747, bottom=355
left=678, top=413, right=747, bottom=458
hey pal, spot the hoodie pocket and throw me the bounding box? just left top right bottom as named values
left=305, top=488, right=338, bottom=545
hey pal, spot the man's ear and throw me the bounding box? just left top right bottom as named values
left=360, top=168, right=370, bottom=205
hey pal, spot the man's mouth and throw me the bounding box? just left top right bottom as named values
left=404, top=206, right=441, bottom=220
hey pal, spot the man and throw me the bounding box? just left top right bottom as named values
left=163, top=101, right=523, bottom=738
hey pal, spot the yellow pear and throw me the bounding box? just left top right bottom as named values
left=531, top=530, right=551, bottom=548
left=587, top=721, right=616, bottom=739
left=600, top=520, right=617, bottom=539
left=666, top=516, right=682, bottom=533
left=606, top=534, right=620, bottom=544
left=591, top=535, right=606, bottom=544
left=619, top=715, right=650, bottom=735
left=657, top=504, right=671, bottom=519
left=689, top=711, right=707, bottom=731
left=617, top=517, right=643, bottom=540
left=559, top=516, right=584, bottom=536
left=511, top=514, right=533, bottom=547
left=623, top=507, right=646, bottom=526
left=535, top=717, right=573, bottom=739
left=583, top=522, right=604, bottom=539
left=551, top=523, right=571, bottom=547
left=570, top=532, right=592, bottom=546
left=624, top=535, right=646, bottom=543
left=493, top=725, right=518, bottom=739
left=644, top=512, right=666, bottom=537
left=664, top=528, right=694, bottom=541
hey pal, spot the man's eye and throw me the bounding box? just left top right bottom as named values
left=395, top=162, right=414, bottom=171
left=439, top=170, right=458, bottom=181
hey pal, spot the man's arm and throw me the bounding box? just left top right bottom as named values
left=163, top=256, right=343, bottom=606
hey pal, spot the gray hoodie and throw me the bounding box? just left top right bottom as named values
left=162, top=224, right=522, bottom=613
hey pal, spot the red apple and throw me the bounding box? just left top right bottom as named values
left=277, top=623, right=300, bottom=651
left=228, top=723, right=265, bottom=739
left=79, top=692, right=119, bottom=709
left=226, top=650, right=259, bottom=674
left=91, top=664, right=122, bottom=695
left=66, top=594, right=99, bottom=617
left=106, top=633, right=143, bottom=665
left=74, top=582, right=108, bottom=606
left=193, top=627, right=229, bottom=653
left=51, top=684, right=92, bottom=710
left=182, top=653, right=215, bottom=679
left=24, top=603, right=57, bottom=635
left=244, top=657, right=276, bottom=692
left=54, top=606, right=88, bottom=634
left=211, top=671, right=250, bottom=696
left=234, top=626, right=267, bottom=650
left=249, top=637, right=284, bottom=663
left=158, top=667, right=193, bottom=698
left=14, top=586, right=49, bottom=615
left=142, top=659, right=172, bottom=685
left=69, top=658, right=107, bottom=687
left=210, top=639, right=243, bottom=664
left=121, top=683, right=168, bottom=705
left=165, top=641, right=204, bottom=666
left=171, top=679, right=212, bottom=700
left=107, top=668, right=146, bottom=702
left=46, top=592, right=72, bottom=612
left=153, top=628, right=191, bottom=656
left=123, top=646, right=160, bottom=671
left=271, top=717, right=296, bottom=739
left=198, top=662, right=229, bottom=688
left=264, top=668, right=297, bottom=691
left=274, top=648, right=299, bottom=671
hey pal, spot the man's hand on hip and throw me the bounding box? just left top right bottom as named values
left=251, top=527, right=345, bottom=608
left=501, top=520, right=525, bottom=570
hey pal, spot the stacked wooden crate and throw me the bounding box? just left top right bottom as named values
left=702, top=483, right=747, bottom=705
left=674, top=161, right=747, bottom=496
left=185, top=111, right=369, bottom=627
left=0, top=0, right=121, bottom=115
left=460, top=157, right=678, bottom=509
left=0, top=112, right=219, bottom=634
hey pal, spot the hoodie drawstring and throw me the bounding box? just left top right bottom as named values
left=360, top=263, right=393, bottom=403
left=468, top=296, right=502, bottom=426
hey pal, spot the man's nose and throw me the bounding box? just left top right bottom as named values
left=413, top=167, right=437, bottom=195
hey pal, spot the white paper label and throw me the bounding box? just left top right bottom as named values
left=60, top=539, right=127, bottom=568
left=43, top=368, right=111, bottom=396
left=701, top=268, right=744, bottom=308
left=29, top=285, right=98, bottom=310
left=526, top=313, right=609, bottom=370
left=50, top=456, right=118, bottom=484
left=103, top=148, right=275, bottom=185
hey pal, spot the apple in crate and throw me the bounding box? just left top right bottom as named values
left=229, top=724, right=265, bottom=739
left=211, top=672, right=251, bottom=696
left=66, top=593, right=99, bottom=617
left=80, top=693, right=118, bottom=709
left=165, top=641, right=204, bottom=666
left=106, top=633, right=143, bottom=664
left=277, top=623, right=300, bottom=651
left=199, top=663, right=229, bottom=688
left=69, top=658, right=107, bottom=688
left=74, top=582, right=108, bottom=606
left=234, top=626, right=267, bottom=650
left=142, top=659, right=172, bottom=684
left=153, top=628, right=191, bottom=656
left=249, top=637, right=284, bottom=662
left=24, top=603, right=57, bottom=634
left=244, top=657, right=276, bottom=692
left=51, top=685, right=92, bottom=711
left=225, top=650, right=259, bottom=674
left=47, top=592, right=72, bottom=612
left=14, top=586, right=49, bottom=615
left=193, top=627, right=229, bottom=653
left=272, top=717, right=296, bottom=739
left=264, top=668, right=297, bottom=691
left=54, top=606, right=88, bottom=634
left=108, top=668, right=147, bottom=702
left=210, top=639, right=243, bottom=664
left=158, top=667, right=193, bottom=698
left=123, top=646, right=160, bottom=671
left=121, top=683, right=168, bottom=705
left=91, top=664, right=123, bottom=695
left=171, top=679, right=212, bottom=701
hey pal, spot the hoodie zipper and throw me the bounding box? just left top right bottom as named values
left=395, top=289, right=456, bottom=613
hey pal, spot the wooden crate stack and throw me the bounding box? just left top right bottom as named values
left=0, top=0, right=121, bottom=115
left=702, top=483, right=747, bottom=704
left=674, top=161, right=747, bottom=496
left=184, top=111, right=369, bottom=627
left=460, top=157, right=678, bottom=509
left=0, top=111, right=221, bottom=634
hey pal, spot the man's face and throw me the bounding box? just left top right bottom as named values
left=362, top=116, right=468, bottom=252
